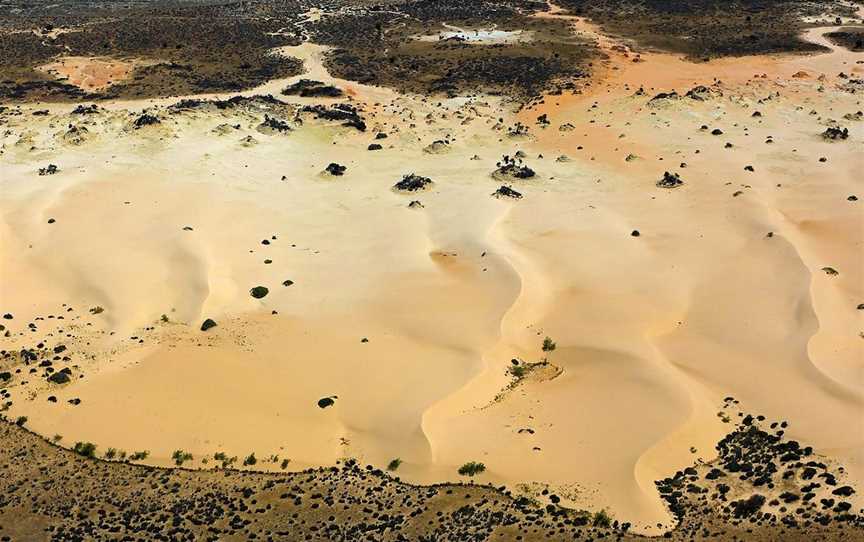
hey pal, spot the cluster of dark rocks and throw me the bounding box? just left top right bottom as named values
left=133, top=113, right=160, bottom=128
left=324, top=163, right=347, bottom=176
left=656, top=402, right=861, bottom=539
left=822, top=126, right=850, bottom=140
left=282, top=79, right=343, bottom=98
left=657, top=171, right=684, bottom=188
left=492, top=185, right=523, bottom=199
left=38, top=164, right=59, bottom=176
left=494, top=155, right=535, bottom=179
left=394, top=173, right=433, bottom=192
left=301, top=103, right=366, bottom=131
left=257, top=114, right=292, bottom=134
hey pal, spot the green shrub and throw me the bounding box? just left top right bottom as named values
left=14, top=416, right=27, bottom=427
left=130, top=450, right=149, bottom=461
left=105, top=448, right=117, bottom=459
left=73, top=442, right=97, bottom=458
left=280, top=458, right=290, bottom=470
left=593, top=509, right=612, bottom=528
left=509, top=365, right=527, bottom=378
left=243, top=453, right=257, bottom=466
left=542, top=336, right=556, bottom=352
left=387, top=458, right=402, bottom=471
left=172, top=449, right=193, bottom=466
left=458, top=461, right=486, bottom=476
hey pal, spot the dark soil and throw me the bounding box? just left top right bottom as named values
left=0, top=408, right=859, bottom=541
left=825, top=28, right=864, bottom=52
left=0, top=0, right=310, bottom=101
left=310, top=0, right=595, bottom=99
left=555, top=0, right=856, bottom=60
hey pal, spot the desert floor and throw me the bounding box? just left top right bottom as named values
left=1, top=2, right=862, bottom=537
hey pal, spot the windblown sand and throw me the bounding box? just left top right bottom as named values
left=1, top=11, right=862, bottom=535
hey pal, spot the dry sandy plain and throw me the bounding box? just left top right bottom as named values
left=1, top=1, right=863, bottom=538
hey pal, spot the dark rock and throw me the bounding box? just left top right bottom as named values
left=39, top=164, right=59, bottom=176
left=133, top=114, right=160, bottom=128
left=822, top=127, right=849, bottom=140
left=657, top=171, right=684, bottom=188
left=492, top=185, right=522, bottom=199
left=394, top=173, right=433, bottom=192
left=282, top=79, right=343, bottom=98
left=325, top=163, right=347, bottom=176
left=201, top=319, right=218, bottom=331
left=250, top=286, right=269, bottom=299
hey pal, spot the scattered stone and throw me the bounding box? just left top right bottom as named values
left=394, top=173, right=433, bottom=192
left=822, top=126, right=849, bottom=140
left=133, top=113, right=160, bottom=128
left=282, top=79, right=343, bottom=98
left=657, top=171, right=684, bottom=188
left=200, top=319, right=217, bottom=331
left=325, top=163, right=347, bottom=176
left=250, top=286, right=269, bottom=299
left=492, top=185, right=522, bottom=199
left=38, top=164, right=59, bottom=176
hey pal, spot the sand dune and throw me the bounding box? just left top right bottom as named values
left=1, top=7, right=862, bottom=535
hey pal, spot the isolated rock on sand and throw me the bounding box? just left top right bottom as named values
left=317, top=397, right=336, bottom=409
left=250, top=286, right=269, bottom=299
left=367, top=143, right=383, bottom=151
left=648, top=91, right=680, bottom=107
left=282, top=79, right=343, bottom=98
left=38, top=164, right=59, bottom=176
left=423, top=140, right=450, bottom=154
left=47, top=369, right=71, bottom=384
left=61, top=125, right=89, bottom=145
left=394, top=174, right=433, bottom=192
left=822, top=126, right=849, bottom=140
left=71, top=104, right=100, bottom=115
left=657, top=171, right=684, bottom=188
left=212, top=123, right=240, bottom=136
left=492, top=185, right=522, bottom=199
left=325, top=163, right=347, bottom=176
left=133, top=113, right=160, bottom=128
left=493, top=155, right=535, bottom=180
left=302, top=104, right=366, bottom=131
left=257, top=115, right=292, bottom=135
left=200, top=319, right=217, bottom=331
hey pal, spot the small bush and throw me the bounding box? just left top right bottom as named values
left=130, top=450, right=149, bottom=461
left=509, top=365, right=527, bottom=378
left=593, top=510, right=612, bottom=528
left=214, top=452, right=228, bottom=461
left=105, top=448, right=117, bottom=459
left=542, top=336, right=556, bottom=352
left=14, top=416, right=27, bottom=427
left=280, top=458, right=290, bottom=470
left=243, top=453, right=257, bottom=466
left=73, top=442, right=97, bottom=458
left=458, top=461, right=486, bottom=477
left=172, top=449, right=193, bottom=466
left=52, top=434, right=63, bottom=442
left=387, top=458, right=402, bottom=471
